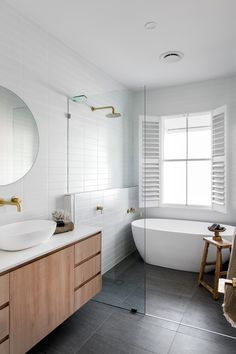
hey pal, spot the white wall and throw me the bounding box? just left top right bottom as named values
left=0, top=2, right=134, bottom=227
left=65, top=187, right=138, bottom=273
left=68, top=90, right=134, bottom=193
left=133, top=76, right=236, bottom=225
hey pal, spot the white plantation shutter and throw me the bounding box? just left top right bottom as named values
left=212, top=105, right=227, bottom=213
left=139, top=115, right=160, bottom=207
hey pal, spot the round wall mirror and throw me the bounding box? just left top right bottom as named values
left=0, top=86, right=39, bottom=185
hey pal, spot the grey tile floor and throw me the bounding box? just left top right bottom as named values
left=94, top=252, right=236, bottom=337
left=29, top=301, right=236, bottom=354
left=29, top=252, right=236, bottom=353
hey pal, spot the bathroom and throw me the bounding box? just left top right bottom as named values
left=0, top=1, right=235, bottom=353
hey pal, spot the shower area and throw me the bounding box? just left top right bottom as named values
left=65, top=83, right=236, bottom=340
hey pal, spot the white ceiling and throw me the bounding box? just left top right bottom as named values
left=5, top=0, right=236, bottom=89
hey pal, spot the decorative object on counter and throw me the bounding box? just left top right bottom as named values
left=96, top=205, right=104, bottom=214
left=52, top=209, right=74, bottom=234
left=127, top=207, right=136, bottom=214
left=208, top=223, right=226, bottom=241
left=54, top=222, right=74, bottom=234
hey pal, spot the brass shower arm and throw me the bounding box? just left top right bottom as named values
left=90, top=105, right=115, bottom=114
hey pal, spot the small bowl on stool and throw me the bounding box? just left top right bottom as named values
left=208, top=226, right=226, bottom=241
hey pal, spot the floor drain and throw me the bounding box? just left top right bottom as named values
left=130, top=308, right=137, bottom=314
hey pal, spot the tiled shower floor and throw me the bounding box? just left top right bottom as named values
left=94, top=252, right=236, bottom=338
left=30, top=252, right=236, bottom=354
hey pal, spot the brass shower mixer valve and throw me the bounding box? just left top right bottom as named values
left=127, top=207, right=136, bottom=214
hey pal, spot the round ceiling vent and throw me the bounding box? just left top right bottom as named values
left=160, top=51, right=184, bottom=63
left=144, top=21, right=157, bottom=30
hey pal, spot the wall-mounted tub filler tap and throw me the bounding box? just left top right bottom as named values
left=96, top=205, right=104, bottom=214
left=127, top=207, right=136, bottom=214
left=0, top=196, right=22, bottom=212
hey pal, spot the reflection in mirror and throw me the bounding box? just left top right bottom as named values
left=0, top=86, right=39, bottom=185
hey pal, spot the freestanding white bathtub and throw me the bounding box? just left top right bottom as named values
left=131, top=218, right=235, bottom=272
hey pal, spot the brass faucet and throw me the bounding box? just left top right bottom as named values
left=0, top=196, right=22, bottom=212
left=127, top=207, right=136, bottom=214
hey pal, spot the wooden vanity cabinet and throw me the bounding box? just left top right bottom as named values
left=2, top=232, right=102, bottom=354
left=0, top=274, right=9, bottom=354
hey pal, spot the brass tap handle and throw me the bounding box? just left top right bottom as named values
left=127, top=207, right=136, bottom=214
left=96, top=205, right=104, bottom=214
left=11, top=196, right=21, bottom=203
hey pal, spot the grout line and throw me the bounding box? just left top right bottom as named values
left=75, top=302, right=118, bottom=352
left=146, top=313, right=236, bottom=340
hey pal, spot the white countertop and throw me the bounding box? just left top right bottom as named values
left=0, top=224, right=102, bottom=275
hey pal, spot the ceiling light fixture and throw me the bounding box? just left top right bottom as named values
left=160, top=51, right=184, bottom=63
left=144, top=21, right=157, bottom=30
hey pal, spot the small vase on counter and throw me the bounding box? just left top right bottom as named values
left=52, top=209, right=74, bottom=234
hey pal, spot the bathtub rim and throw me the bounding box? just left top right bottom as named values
left=131, top=218, right=235, bottom=236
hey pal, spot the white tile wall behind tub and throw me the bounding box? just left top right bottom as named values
left=0, top=2, right=134, bottom=225
left=65, top=186, right=139, bottom=273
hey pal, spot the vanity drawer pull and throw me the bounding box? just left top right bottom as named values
left=75, top=234, right=101, bottom=265
left=74, top=274, right=101, bottom=311
left=0, top=274, right=9, bottom=307
left=75, top=254, right=101, bottom=289
left=0, top=338, right=9, bottom=354
left=0, top=306, right=9, bottom=341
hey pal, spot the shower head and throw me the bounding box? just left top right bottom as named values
left=91, top=105, right=121, bottom=118
left=70, top=95, right=88, bottom=103
left=106, top=112, right=121, bottom=118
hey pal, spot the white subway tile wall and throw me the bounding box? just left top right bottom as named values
left=0, top=2, right=135, bottom=232
left=65, top=186, right=138, bottom=273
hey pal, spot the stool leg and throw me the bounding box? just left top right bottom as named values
left=198, top=242, right=209, bottom=285
left=213, top=247, right=221, bottom=300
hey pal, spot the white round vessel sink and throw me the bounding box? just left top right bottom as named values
left=0, top=220, right=56, bottom=251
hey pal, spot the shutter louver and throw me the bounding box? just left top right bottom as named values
left=212, top=106, right=227, bottom=213
left=139, top=115, right=160, bottom=207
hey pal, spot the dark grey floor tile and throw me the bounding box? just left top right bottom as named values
left=146, top=275, right=197, bottom=298
left=144, top=314, right=180, bottom=332
left=181, top=287, right=236, bottom=337
left=169, top=332, right=236, bottom=354
left=96, top=309, right=176, bottom=354
left=146, top=264, right=197, bottom=285
left=145, top=288, right=190, bottom=322
left=95, top=252, right=145, bottom=308
left=121, top=286, right=145, bottom=313
left=29, top=301, right=114, bottom=354
left=77, top=333, right=157, bottom=354
left=94, top=276, right=139, bottom=307
left=178, top=324, right=236, bottom=343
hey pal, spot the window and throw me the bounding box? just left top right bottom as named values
left=162, top=112, right=212, bottom=207
left=139, top=106, right=226, bottom=212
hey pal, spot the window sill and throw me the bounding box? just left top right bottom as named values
left=159, top=203, right=212, bottom=211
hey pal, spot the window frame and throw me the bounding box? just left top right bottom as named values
left=159, top=111, right=213, bottom=209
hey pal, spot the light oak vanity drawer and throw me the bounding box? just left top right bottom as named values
left=74, top=274, right=101, bottom=311
left=75, top=234, right=101, bottom=265
left=0, top=339, right=9, bottom=354
left=0, top=274, right=9, bottom=307
left=75, top=254, right=101, bottom=289
left=0, top=306, right=9, bottom=341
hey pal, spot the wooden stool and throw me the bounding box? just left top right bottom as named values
left=198, top=237, right=232, bottom=300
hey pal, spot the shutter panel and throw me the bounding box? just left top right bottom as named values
left=139, top=115, right=160, bottom=207
left=212, top=105, right=227, bottom=213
